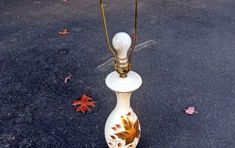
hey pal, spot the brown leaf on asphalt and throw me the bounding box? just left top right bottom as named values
left=58, top=28, right=70, bottom=36
left=185, top=106, right=198, bottom=115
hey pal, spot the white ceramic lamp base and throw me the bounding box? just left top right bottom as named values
left=105, top=71, right=142, bottom=148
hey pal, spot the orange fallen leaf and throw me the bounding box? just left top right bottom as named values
left=58, top=28, right=70, bottom=36
left=185, top=106, right=198, bottom=115
left=72, top=95, right=96, bottom=113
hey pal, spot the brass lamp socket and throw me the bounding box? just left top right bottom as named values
left=115, top=57, right=131, bottom=78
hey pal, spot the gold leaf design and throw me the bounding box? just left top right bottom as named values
left=112, top=127, right=117, bottom=131
left=114, top=116, right=140, bottom=145
left=108, top=142, right=113, bottom=146
left=127, top=112, right=131, bottom=116
left=116, top=124, right=121, bottom=128
left=110, top=135, right=116, bottom=140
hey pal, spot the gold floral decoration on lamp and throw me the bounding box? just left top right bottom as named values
left=109, top=112, right=140, bottom=147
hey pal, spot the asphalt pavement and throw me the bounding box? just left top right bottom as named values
left=0, top=0, right=235, bottom=147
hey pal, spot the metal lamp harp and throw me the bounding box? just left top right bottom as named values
left=99, top=0, right=139, bottom=77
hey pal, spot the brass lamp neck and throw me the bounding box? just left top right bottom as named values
left=115, top=57, right=131, bottom=78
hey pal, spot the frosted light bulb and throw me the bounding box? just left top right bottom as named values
left=112, top=32, right=132, bottom=59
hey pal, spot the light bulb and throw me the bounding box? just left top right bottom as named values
left=112, top=32, right=132, bottom=59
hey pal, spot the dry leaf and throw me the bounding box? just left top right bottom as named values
left=185, top=106, right=198, bottom=115
left=72, top=95, right=96, bottom=113
left=58, top=28, right=70, bottom=36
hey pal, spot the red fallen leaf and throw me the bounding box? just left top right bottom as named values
left=64, top=74, right=72, bottom=84
left=185, top=106, right=198, bottom=115
left=72, top=95, right=95, bottom=113
left=58, top=28, right=70, bottom=36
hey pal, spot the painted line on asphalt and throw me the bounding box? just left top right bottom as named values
left=97, top=40, right=157, bottom=72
